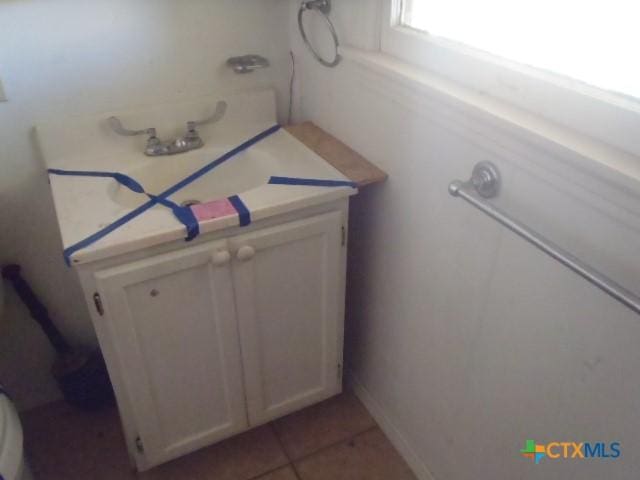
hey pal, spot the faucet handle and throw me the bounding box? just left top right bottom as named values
left=108, top=116, right=157, bottom=138
left=187, top=101, right=227, bottom=131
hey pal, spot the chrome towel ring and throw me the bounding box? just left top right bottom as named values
left=298, top=0, right=341, bottom=67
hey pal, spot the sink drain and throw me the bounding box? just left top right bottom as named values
left=180, top=199, right=201, bottom=207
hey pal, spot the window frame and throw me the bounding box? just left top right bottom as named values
left=379, top=0, right=640, bottom=157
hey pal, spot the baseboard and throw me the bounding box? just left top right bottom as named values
left=347, top=370, right=436, bottom=480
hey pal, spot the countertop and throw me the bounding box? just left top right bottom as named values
left=285, top=122, right=387, bottom=188
left=39, top=91, right=387, bottom=266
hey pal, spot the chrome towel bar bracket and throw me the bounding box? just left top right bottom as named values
left=449, top=162, right=640, bottom=316
left=298, top=0, right=341, bottom=68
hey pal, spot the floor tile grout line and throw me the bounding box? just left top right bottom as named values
left=269, top=422, right=293, bottom=462
left=245, top=462, right=295, bottom=480
left=290, top=425, right=379, bottom=465
left=269, top=423, right=305, bottom=480
left=290, top=462, right=304, bottom=480
left=269, top=419, right=378, bottom=480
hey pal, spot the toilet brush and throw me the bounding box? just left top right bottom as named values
left=1, top=264, right=114, bottom=410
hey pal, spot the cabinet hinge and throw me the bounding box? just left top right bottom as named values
left=135, top=435, right=145, bottom=454
left=341, top=225, right=346, bottom=247
left=93, top=292, right=104, bottom=316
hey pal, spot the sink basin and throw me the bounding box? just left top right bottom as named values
left=38, top=90, right=356, bottom=264
left=108, top=147, right=281, bottom=208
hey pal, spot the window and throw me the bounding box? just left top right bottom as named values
left=399, top=0, right=640, bottom=100
left=379, top=0, right=640, bottom=158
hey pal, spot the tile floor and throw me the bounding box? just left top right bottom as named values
left=22, top=391, right=417, bottom=480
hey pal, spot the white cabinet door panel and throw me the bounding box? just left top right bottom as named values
left=94, top=240, right=247, bottom=468
left=231, top=211, right=344, bottom=425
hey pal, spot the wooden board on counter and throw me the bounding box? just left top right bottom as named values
left=285, top=122, right=387, bottom=188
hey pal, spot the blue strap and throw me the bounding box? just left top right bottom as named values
left=149, top=195, right=200, bottom=241
left=228, top=195, right=251, bottom=227
left=63, top=199, right=159, bottom=265
left=50, top=171, right=199, bottom=245
left=159, top=125, right=281, bottom=199
left=61, top=125, right=280, bottom=265
left=268, top=176, right=357, bottom=188
left=48, top=169, right=145, bottom=194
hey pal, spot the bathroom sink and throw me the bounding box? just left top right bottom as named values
left=37, top=90, right=356, bottom=264
left=108, top=147, right=281, bottom=208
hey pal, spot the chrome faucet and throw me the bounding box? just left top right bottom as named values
left=108, top=101, right=227, bottom=156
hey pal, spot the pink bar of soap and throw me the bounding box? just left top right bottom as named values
left=191, top=198, right=237, bottom=221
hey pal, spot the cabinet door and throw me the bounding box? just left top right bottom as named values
left=94, top=240, right=247, bottom=469
left=231, top=211, right=345, bottom=425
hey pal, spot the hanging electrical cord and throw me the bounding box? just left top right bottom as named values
left=288, top=51, right=296, bottom=125
left=298, top=0, right=341, bottom=67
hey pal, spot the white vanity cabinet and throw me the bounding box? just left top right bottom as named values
left=230, top=211, right=344, bottom=426
left=93, top=239, right=249, bottom=468
left=79, top=206, right=347, bottom=470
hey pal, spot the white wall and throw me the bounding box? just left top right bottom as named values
left=290, top=1, right=640, bottom=479
left=0, top=0, right=291, bottom=410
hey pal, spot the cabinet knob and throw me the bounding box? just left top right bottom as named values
left=236, top=245, right=255, bottom=262
left=212, top=250, right=231, bottom=266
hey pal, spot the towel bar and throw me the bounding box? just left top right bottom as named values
left=449, top=162, right=640, bottom=316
